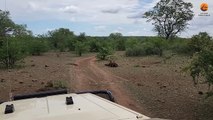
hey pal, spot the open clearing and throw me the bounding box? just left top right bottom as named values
left=0, top=52, right=213, bottom=120
left=96, top=52, right=213, bottom=120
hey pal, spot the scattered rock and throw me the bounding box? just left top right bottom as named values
left=32, top=79, right=38, bottom=82
left=137, top=83, right=143, bottom=86
left=156, top=99, right=165, bottom=103
left=198, top=91, right=203, bottom=95
left=160, top=85, right=167, bottom=89
left=0, top=79, right=5, bottom=83
left=19, top=81, right=24, bottom=84
left=31, top=64, right=35, bottom=67
left=11, top=89, right=17, bottom=92
left=142, top=65, right=146, bottom=68
left=45, top=65, right=49, bottom=67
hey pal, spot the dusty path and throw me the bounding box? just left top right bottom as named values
left=72, top=56, right=146, bottom=113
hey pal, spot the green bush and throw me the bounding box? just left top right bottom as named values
left=125, top=38, right=140, bottom=49
left=185, top=32, right=213, bottom=97
left=125, top=45, right=145, bottom=56
left=188, top=32, right=212, bottom=53
left=96, top=44, right=114, bottom=60
left=0, top=38, right=25, bottom=68
left=75, top=41, right=89, bottom=56
left=67, top=38, right=76, bottom=51
left=125, top=38, right=166, bottom=57
left=28, top=39, right=49, bottom=56
left=170, top=40, right=191, bottom=54
left=88, top=39, right=101, bottom=52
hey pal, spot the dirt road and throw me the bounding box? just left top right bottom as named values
left=72, top=56, right=147, bottom=113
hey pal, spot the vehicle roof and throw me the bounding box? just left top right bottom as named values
left=0, top=93, right=150, bottom=120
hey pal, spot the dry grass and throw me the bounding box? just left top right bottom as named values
left=96, top=51, right=213, bottom=120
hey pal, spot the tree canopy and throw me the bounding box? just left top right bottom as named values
left=143, top=0, right=194, bottom=39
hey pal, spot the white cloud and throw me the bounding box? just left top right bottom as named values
left=0, top=0, right=212, bottom=36
left=94, top=25, right=107, bottom=32
left=113, top=27, right=124, bottom=33
left=59, top=5, right=79, bottom=14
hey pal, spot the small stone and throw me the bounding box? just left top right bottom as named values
left=198, top=91, right=203, bottom=95
left=31, top=64, right=35, bottom=67
left=19, top=81, right=24, bottom=84
left=11, top=89, right=16, bottom=92
left=45, top=65, right=49, bottom=67
left=0, top=79, right=5, bottom=82
left=137, top=83, right=143, bottom=86
left=32, top=79, right=38, bottom=82
left=156, top=99, right=165, bottom=103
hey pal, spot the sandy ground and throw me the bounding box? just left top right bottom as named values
left=1, top=52, right=213, bottom=120
left=71, top=56, right=146, bottom=113
left=0, top=52, right=76, bottom=101
left=96, top=52, right=213, bottom=120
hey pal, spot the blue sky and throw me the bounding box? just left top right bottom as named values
left=0, top=0, right=212, bottom=37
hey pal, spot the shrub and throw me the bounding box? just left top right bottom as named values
left=96, top=44, right=114, bottom=60
left=170, top=40, right=191, bottom=54
left=75, top=41, right=89, bottom=56
left=125, top=38, right=166, bottom=57
left=125, top=45, right=145, bottom=56
left=185, top=32, right=213, bottom=97
left=88, top=39, right=101, bottom=52
left=188, top=32, right=212, bottom=53
left=0, top=38, right=25, bottom=68
left=125, top=38, right=140, bottom=49
left=28, top=39, right=49, bottom=56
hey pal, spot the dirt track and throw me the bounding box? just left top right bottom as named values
left=72, top=56, right=146, bottom=113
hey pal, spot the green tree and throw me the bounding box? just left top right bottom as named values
left=75, top=41, right=88, bottom=56
left=0, top=10, right=15, bottom=38
left=188, top=32, right=212, bottom=53
left=143, top=0, right=194, bottom=40
left=74, top=33, right=88, bottom=56
left=48, top=28, right=74, bottom=51
left=186, top=32, right=213, bottom=97
left=0, top=10, right=30, bottom=68
left=125, top=38, right=140, bottom=49
left=109, top=33, right=125, bottom=51
left=0, top=38, right=25, bottom=68
left=96, top=42, right=114, bottom=60
left=28, top=38, right=49, bottom=56
left=87, top=37, right=102, bottom=52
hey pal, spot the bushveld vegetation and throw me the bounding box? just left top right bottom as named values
left=0, top=0, right=213, bottom=97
